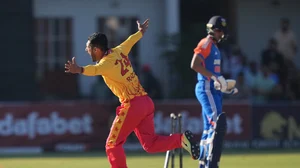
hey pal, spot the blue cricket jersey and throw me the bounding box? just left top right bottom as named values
left=194, top=36, right=222, bottom=91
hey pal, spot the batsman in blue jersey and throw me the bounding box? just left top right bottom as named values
left=190, top=16, right=238, bottom=168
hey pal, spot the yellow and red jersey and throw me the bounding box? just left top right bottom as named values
left=82, top=31, right=147, bottom=103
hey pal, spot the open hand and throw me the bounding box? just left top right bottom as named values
left=137, top=19, right=149, bottom=34
left=65, top=57, right=81, bottom=74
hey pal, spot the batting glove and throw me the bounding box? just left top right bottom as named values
left=223, top=87, right=239, bottom=95
left=211, top=75, right=227, bottom=92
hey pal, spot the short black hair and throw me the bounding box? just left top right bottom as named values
left=88, top=32, right=108, bottom=51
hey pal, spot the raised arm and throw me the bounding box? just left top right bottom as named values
left=118, top=19, right=149, bottom=56
left=118, top=31, right=143, bottom=55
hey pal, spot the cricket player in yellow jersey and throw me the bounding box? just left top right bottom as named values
left=65, top=19, right=200, bottom=168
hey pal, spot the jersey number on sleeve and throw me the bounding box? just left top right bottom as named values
left=115, top=53, right=132, bottom=76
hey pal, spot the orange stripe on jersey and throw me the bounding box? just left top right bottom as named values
left=194, top=38, right=213, bottom=59
left=106, top=103, right=130, bottom=147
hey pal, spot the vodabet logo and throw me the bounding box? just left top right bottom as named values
left=226, top=113, right=243, bottom=134
left=0, top=112, right=93, bottom=139
left=154, top=111, right=243, bottom=135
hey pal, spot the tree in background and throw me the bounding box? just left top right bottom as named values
left=159, top=23, right=207, bottom=99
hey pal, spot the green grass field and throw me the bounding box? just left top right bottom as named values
left=0, top=149, right=299, bottom=168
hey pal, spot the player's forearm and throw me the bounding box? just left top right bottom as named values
left=119, top=31, right=143, bottom=55
left=191, top=64, right=214, bottom=78
left=82, top=65, right=99, bottom=76
left=125, top=31, right=143, bottom=45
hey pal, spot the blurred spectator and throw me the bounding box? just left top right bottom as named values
left=244, top=61, right=261, bottom=88
left=251, top=66, right=276, bottom=103
left=140, top=64, right=163, bottom=100
left=229, top=46, right=247, bottom=79
left=286, top=71, right=300, bottom=100
left=268, top=84, right=285, bottom=101
left=261, top=38, right=286, bottom=85
left=226, top=72, right=250, bottom=100
left=273, top=18, right=298, bottom=68
left=220, top=47, right=231, bottom=79
left=268, top=71, right=279, bottom=84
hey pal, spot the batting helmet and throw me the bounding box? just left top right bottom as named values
left=206, top=16, right=228, bottom=42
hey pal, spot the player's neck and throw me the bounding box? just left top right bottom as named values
left=97, top=49, right=111, bottom=62
left=105, top=49, right=112, bottom=55
left=207, top=35, right=217, bottom=44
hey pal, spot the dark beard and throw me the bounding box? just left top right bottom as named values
left=91, top=55, right=97, bottom=62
